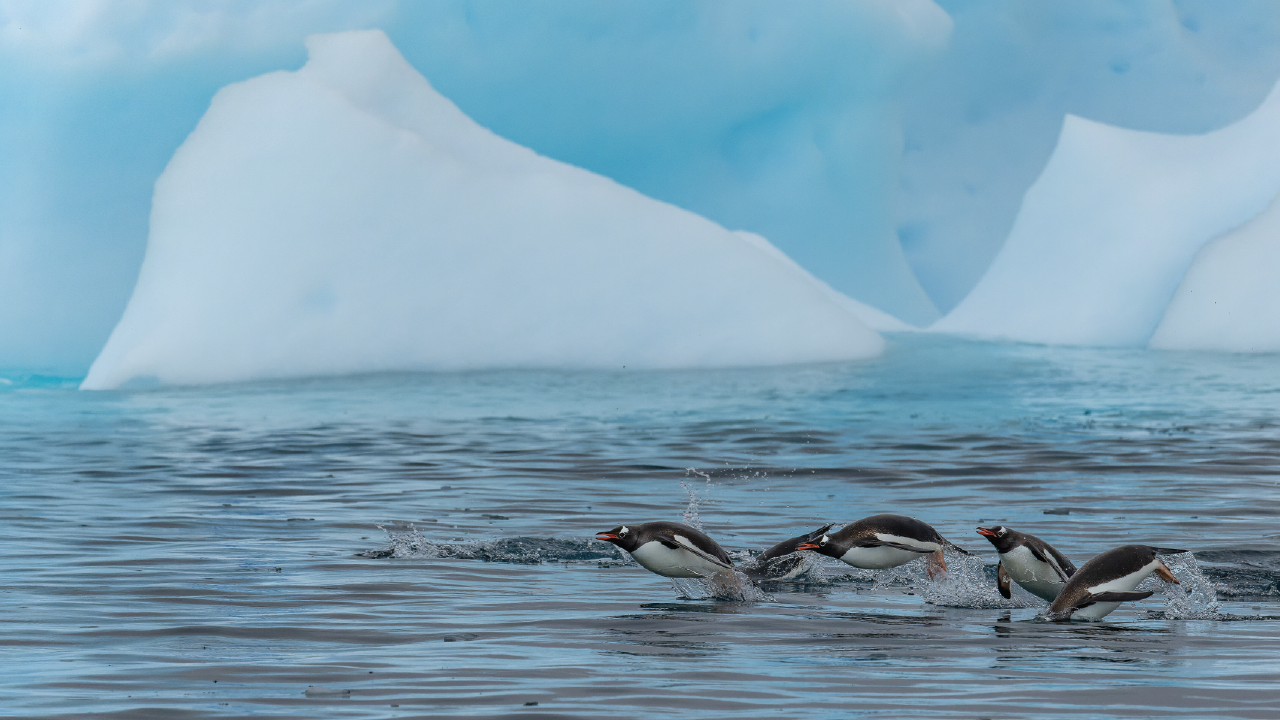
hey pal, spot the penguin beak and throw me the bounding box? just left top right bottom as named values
left=1155, top=560, right=1180, bottom=584
left=596, top=532, right=620, bottom=541
left=796, top=542, right=819, bottom=551
left=976, top=527, right=997, bottom=537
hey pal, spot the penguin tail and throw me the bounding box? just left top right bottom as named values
left=942, top=539, right=972, bottom=556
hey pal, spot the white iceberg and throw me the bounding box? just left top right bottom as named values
left=81, top=30, right=881, bottom=389
left=933, top=81, right=1280, bottom=347
left=1150, top=190, right=1280, bottom=352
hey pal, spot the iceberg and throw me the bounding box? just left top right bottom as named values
left=1149, top=191, right=1280, bottom=352
left=933, top=81, right=1280, bottom=347
left=80, top=30, right=881, bottom=390
left=899, top=0, right=1280, bottom=312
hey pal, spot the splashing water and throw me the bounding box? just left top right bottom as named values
left=681, top=468, right=713, bottom=530
left=671, top=570, right=771, bottom=602
left=1139, top=552, right=1223, bottom=619
left=367, top=526, right=619, bottom=564
left=920, top=551, right=1036, bottom=609
left=738, top=549, right=838, bottom=584
left=857, top=551, right=1033, bottom=609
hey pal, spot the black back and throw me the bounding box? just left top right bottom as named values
left=597, top=521, right=733, bottom=565
left=1046, top=545, right=1162, bottom=617
left=817, top=514, right=952, bottom=557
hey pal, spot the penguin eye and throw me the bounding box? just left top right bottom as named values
left=819, top=534, right=829, bottom=546
left=619, top=526, right=629, bottom=536
left=998, top=528, right=1007, bottom=536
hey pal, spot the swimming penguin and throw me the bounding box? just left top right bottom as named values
left=745, top=524, right=833, bottom=581
left=796, top=514, right=968, bottom=578
left=596, top=521, right=735, bottom=579
left=976, top=525, right=1076, bottom=602
left=1044, top=544, right=1181, bottom=621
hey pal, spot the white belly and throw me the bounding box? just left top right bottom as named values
left=1001, top=546, right=1067, bottom=602
left=839, top=544, right=925, bottom=569
left=1070, top=558, right=1161, bottom=621
left=629, top=541, right=728, bottom=578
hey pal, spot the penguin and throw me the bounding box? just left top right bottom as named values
left=745, top=524, right=833, bottom=581
left=976, top=525, right=1076, bottom=602
left=596, top=521, right=735, bottom=579
left=1044, top=545, right=1181, bottom=621
left=795, top=514, right=968, bottom=578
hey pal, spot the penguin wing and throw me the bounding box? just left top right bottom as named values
left=1068, top=589, right=1155, bottom=613
left=1028, top=544, right=1073, bottom=582
left=1089, top=590, right=1154, bottom=603
left=671, top=534, right=734, bottom=569
left=996, top=561, right=1011, bottom=599
left=1046, top=545, right=1077, bottom=577
left=858, top=538, right=934, bottom=554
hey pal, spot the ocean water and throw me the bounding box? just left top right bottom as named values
left=2, top=334, right=1279, bottom=718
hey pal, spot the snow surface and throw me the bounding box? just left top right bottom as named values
left=1150, top=190, right=1280, bottom=352
left=933, top=80, right=1280, bottom=347
left=80, top=30, right=881, bottom=389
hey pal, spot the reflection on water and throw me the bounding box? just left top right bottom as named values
left=3, top=335, right=1280, bottom=717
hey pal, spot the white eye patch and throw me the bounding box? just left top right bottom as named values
left=820, top=535, right=829, bottom=545
left=620, top=526, right=629, bottom=535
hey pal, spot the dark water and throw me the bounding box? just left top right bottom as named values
left=2, top=335, right=1279, bottom=718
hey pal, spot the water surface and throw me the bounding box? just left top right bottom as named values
left=2, top=335, right=1279, bottom=718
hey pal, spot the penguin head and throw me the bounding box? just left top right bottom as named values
left=976, top=525, right=1015, bottom=551
left=796, top=531, right=843, bottom=558
left=596, top=525, right=639, bottom=552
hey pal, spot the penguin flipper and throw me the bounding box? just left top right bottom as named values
left=1028, top=545, right=1073, bottom=582
left=1046, top=546, right=1077, bottom=577
left=862, top=539, right=933, bottom=554
left=1088, top=590, right=1154, bottom=604
left=996, top=561, right=1011, bottom=599
left=1066, top=589, right=1155, bottom=614
left=671, top=533, right=734, bottom=570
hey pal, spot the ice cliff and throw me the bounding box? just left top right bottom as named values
left=80, top=31, right=881, bottom=389
left=1150, top=191, right=1280, bottom=353
left=934, top=82, right=1280, bottom=347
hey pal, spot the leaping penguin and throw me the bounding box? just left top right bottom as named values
left=796, top=514, right=968, bottom=578
left=596, top=521, right=735, bottom=579
left=1044, top=544, right=1181, bottom=621
left=976, top=525, right=1076, bottom=602
left=745, top=524, right=833, bottom=581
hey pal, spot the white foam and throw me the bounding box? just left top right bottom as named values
left=81, top=30, right=882, bottom=389
left=934, top=81, right=1280, bottom=347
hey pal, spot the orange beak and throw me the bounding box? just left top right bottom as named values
left=597, top=533, right=619, bottom=541
left=976, top=527, right=997, bottom=538
left=796, top=542, right=819, bottom=551
left=1155, top=560, right=1180, bottom=584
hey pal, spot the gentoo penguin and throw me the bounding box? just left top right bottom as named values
left=745, top=524, right=833, bottom=581
left=796, top=514, right=967, bottom=578
left=1045, top=545, right=1181, bottom=621
left=976, top=525, right=1076, bottom=602
left=597, top=521, right=735, bottom=579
